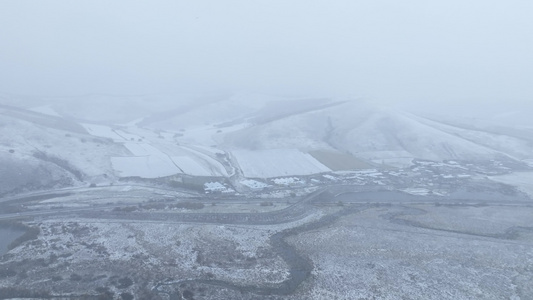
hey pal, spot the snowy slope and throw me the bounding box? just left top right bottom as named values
left=144, top=93, right=283, bottom=130
left=219, top=100, right=525, bottom=163
left=233, top=149, right=330, bottom=178
left=3, top=93, right=532, bottom=190
left=406, top=114, right=533, bottom=160
left=330, top=107, right=500, bottom=161
left=144, top=93, right=338, bottom=133
left=490, top=172, right=533, bottom=198
left=0, top=113, right=127, bottom=195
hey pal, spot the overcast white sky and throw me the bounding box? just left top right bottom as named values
left=0, top=0, right=532, bottom=105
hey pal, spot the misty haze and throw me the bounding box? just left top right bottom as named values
left=1, top=1, right=533, bottom=299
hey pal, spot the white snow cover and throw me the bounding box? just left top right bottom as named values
left=124, top=142, right=163, bottom=156
left=221, top=100, right=533, bottom=163
left=29, top=105, right=61, bottom=117
left=111, top=142, right=182, bottom=177
left=146, top=92, right=304, bottom=131
left=272, top=177, right=303, bottom=185
left=111, top=156, right=180, bottom=178
left=402, top=188, right=431, bottom=196
left=114, top=129, right=142, bottom=141
left=523, top=159, right=533, bottom=167
left=489, top=172, right=533, bottom=198
left=322, top=174, right=338, bottom=181
left=81, top=124, right=126, bottom=141
left=113, top=142, right=228, bottom=177
left=204, top=182, right=226, bottom=192
left=240, top=179, right=270, bottom=190
left=179, top=146, right=229, bottom=176
left=233, top=149, right=331, bottom=178
left=170, top=156, right=214, bottom=176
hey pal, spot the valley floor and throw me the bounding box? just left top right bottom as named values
left=1, top=183, right=532, bottom=300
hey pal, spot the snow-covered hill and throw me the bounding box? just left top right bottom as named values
left=2, top=93, right=532, bottom=195
left=219, top=100, right=533, bottom=164
left=0, top=110, right=126, bottom=195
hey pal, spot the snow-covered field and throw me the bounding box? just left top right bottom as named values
left=111, top=156, right=180, bottom=178
left=111, top=142, right=181, bottom=178
left=489, top=172, right=533, bottom=198
left=80, top=122, right=230, bottom=178
left=111, top=147, right=228, bottom=178
left=123, top=142, right=163, bottom=156
left=81, top=123, right=127, bottom=142
left=171, top=156, right=219, bottom=176
left=29, top=105, right=61, bottom=117
left=233, top=149, right=331, bottom=178
left=523, top=159, right=533, bottom=168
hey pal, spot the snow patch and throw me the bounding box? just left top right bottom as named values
left=402, top=188, right=431, bottom=196
left=523, top=159, right=533, bottom=168
left=272, top=177, right=304, bottom=186
left=240, top=179, right=270, bottom=190
left=204, top=182, right=234, bottom=193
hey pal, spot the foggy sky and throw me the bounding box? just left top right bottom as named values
left=1, top=0, right=532, bottom=105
